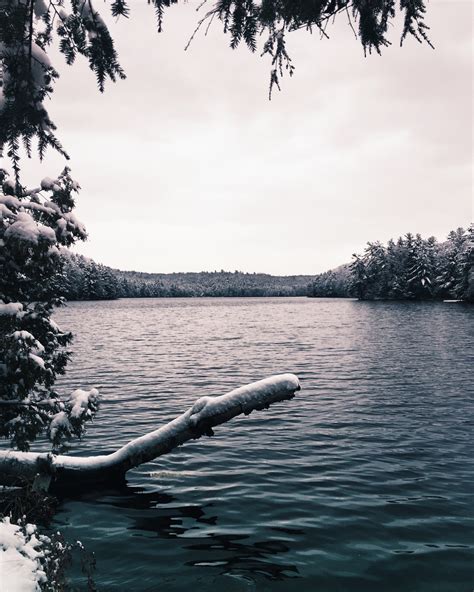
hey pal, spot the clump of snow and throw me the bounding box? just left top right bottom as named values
left=0, top=517, right=48, bottom=592
left=0, top=203, right=15, bottom=219
left=40, top=177, right=59, bottom=192
left=12, top=330, right=35, bottom=342
left=68, top=388, right=100, bottom=419
left=28, top=353, right=45, bottom=369
left=62, top=212, right=87, bottom=238
left=48, top=388, right=100, bottom=442
left=49, top=411, right=71, bottom=441
left=11, top=331, right=45, bottom=354
left=0, top=301, right=23, bottom=317
left=0, top=194, right=20, bottom=208
left=4, top=212, right=56, bottom=245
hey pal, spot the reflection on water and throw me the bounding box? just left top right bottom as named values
left=55, top=478, right=300, bottom=589
left=185, top=536, right=298, bottom=581
left=53, top=298, right=474, bottom=591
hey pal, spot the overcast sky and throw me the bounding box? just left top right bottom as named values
left=6, top=0, right=473, bottom=274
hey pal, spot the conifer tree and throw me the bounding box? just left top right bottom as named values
left=350, top=254, right=368, bottom=300
left=0, top=168, right=99, bottom=451
left=453, top=225, right=474, bottom=302
left=364, top=241, right=389, bottom=299
left=407, top=233, right=436, bottom=299
left=350, top=229, right=472, bottom=302
left=438, top=228, right=466, bottom=298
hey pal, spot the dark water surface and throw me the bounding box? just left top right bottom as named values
left=53, top=298, right=473, bottom=591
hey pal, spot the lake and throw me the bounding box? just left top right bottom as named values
left=53, top=297, right=473, bottom=591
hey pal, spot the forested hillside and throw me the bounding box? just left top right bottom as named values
left=60, top=255, right=315, bottom=300
left=308, top=227, right=473, bottom=302
left=59, top=227, right=472, bottom=302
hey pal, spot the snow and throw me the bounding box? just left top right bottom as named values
left=4, top=212, right=56, bottom=245
left=68, top=388, right=100, bottom=419
left=0, top=518, right=47, bottom=592
left=28, top=353, right=45, bottom=369
left=47, top=318, right=60, bottom=332
left=0, top=203, right=16, bottom=219
left=0, top=375, right=300, bottom=479
left=40, top=177, right=59, bottom=192
left=48, top=388, right=100, bottom=441
left=11, top=331, right=45, bottom=355
left=24, top=202, right=57, bottom=216
left=0, top=194, right=20, bottom=209
left=0, top=302, right=23, bottom=317
left=49, top=411, right=71, bottom=441
left=62, top=374, right=299, bottom=472
left=12, top=330, right=36, bottom=342
left=63, top=212, right=87, bottom=237
left=187, top=373, right=300, bottom=427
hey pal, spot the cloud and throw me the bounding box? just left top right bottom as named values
left=4, top=0, right=471, bottom=274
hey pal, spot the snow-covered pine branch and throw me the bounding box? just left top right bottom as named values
left=0, top=167, right=99, bottom=451
left=0, top=374, right=300, bottom=488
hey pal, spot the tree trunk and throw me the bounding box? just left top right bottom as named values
left=0, top=374, right=300, bottom=488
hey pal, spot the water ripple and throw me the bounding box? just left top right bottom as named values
left=51, top=297, right=474, bottom=591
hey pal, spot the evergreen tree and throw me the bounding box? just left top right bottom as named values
left=0, top=168, right=99, bottom=451
left=364, top=241, right=389, bottom=299
left=349, top=228, right=472, bottom=302
left=453, top=225, right=474, bottom=302
left=407, top=233, right=437, bottom=299
left=350, top=254, right=368, bottom=300
left=389, top=236, right=408, bottom=298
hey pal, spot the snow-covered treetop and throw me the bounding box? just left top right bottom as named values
left=0, top=167, right=85, bottom=247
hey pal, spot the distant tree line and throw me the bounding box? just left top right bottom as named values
left=60, top=227, right=473, bottom=302
left=308, top=227, right=473, bottom=302
left=61, top=254, right=120, bottom=300
left=58, top=255, right=314, bottom=300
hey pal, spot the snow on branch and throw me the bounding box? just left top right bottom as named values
left=0, top=374, right=300, bottom=487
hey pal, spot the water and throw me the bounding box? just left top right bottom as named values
left=52, top=297, right=473, bottom=591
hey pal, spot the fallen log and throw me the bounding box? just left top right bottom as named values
left=0, top=374, right=300, bottom=488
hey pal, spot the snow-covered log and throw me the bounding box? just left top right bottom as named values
left=0, top=374, right=300, bottom=488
